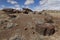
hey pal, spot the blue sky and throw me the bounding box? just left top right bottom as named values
left=0, top=0, right=60, bottom=11
left=0, top=0, right=40, bottom=10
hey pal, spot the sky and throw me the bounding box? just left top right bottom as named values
left=0, top=0, right=60, bottom=11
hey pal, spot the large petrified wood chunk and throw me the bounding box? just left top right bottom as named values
left=36, top=23, right=55, bottom=36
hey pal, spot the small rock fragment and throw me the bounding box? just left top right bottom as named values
left=5, top=23, right=18, bottom=29
left=6, top=22, right=14, bottom=29
left=9, top=35, right=21, bottom=40
left=24, top=27, right=28, bottom=31
left=32, top=32, right=35, bottom=34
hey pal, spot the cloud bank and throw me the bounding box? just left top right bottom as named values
left=7, top=0, right=17, bottom=4
left=0, top=5, right=5, bottom=10
left=7, top=0, right=21, bottom=10
left=34, top=0, right=60, bottom=11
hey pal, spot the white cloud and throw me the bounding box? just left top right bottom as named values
left=34, top=0, right=60, bottom=11
left=7, top=0, right=21, bottom=10
left=40, top=0, right=60, bottom=6
left=1, top=5, right=5, bottom=8
left=0, top=5, right=5, bottom=10
left=15, top=5, right=20, bottom=7
left=7, top=0, right=17, bottom=4
left=25, top=0, right=34, bottom=5
left=14, top=4, right=21, bottom=10
left=9, top=1, right=17, bottom=4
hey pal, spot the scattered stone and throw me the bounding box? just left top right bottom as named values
left=9, top=35, right=21, bottom=40
left=8, top=14, right=17, bottom=18
left=24, top=27, right=28, bottom=31
left=38, top=12, right=42, bottom=14
left=34, top=18, right=45, bottom=24
left=6, top=22, right=14, bottom=29
left=2, top=8, right=21, bottom=14
left=4, top=20, right=9, bottom=22
left=0, top=8, right=60, bottom=40
left=32, top=32, right=35, bottom=34
left=0, top=19, right=8, bottom=25
left=33, top=11, right=36, bottom=14
left=33, top=11, right=38, bottom=14
left=22, top=8, right=33, bottom=14
left=31, top=27, right=34, bottom=29
left=36, top=23, right=56, bottom=36
left=2, top=8, right=14, bottom=14
left=44, top=14, right=54, bottom=23
left=5, top=23, right=18, bottom=29
left=0, top=20, right=4, bottom=25
left=13, top=9, right=21, bottom=13
left=22, top=8, right=33, bottom=12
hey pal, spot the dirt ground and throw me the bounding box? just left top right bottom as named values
left=0, top=10, right=60, bottom=40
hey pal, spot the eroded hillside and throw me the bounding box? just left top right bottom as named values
left=0, top=8, right=60, bottom=40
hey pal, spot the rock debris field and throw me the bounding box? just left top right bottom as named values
left=0, top=8, right=60, bottom=40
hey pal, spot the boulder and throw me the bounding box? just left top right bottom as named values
left=22, top=8, right=33, bottom=14
left=36, top=23, right=56, bottom=36
left=2, top=8, right=21, bottom=13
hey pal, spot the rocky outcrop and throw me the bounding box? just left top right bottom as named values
left=36, top=23, right=56, bottom=36
left=0, top=8, right=60, bottom=40
left=22, top=8, right=33, bottom=14
left=2, top=8, right=21, bottom=13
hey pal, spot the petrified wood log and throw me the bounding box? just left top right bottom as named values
left=36, top=23, right=55, bottom=36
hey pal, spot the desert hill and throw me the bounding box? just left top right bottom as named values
left=0, top=8, right=60, bottom=40
left=41, top=10, right=60, bottom=18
